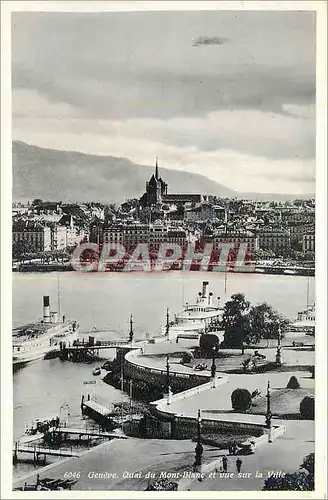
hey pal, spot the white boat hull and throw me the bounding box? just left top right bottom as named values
left=13, top=324, right=79, bottom=369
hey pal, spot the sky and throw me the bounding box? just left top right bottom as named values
left=11, top=9, right=316, bottom=194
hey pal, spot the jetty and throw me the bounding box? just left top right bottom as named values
left=13, top=442, right=79, bottom=464
left=59, top=336, right=147, bottom=362
left=52, top=427, right=128, bottom=440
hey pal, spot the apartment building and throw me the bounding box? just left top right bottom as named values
left=12, top=220, right=51, bottom=252
left=257, top=228, right=291, bottom=254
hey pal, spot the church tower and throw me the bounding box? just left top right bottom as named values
left=155, top=157, right=159, bottom=180
left=139, top=157, right=168, bottom=207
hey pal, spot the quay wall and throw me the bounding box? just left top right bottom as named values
left=124, top=348, right=210, bottom=392
left=124, top=347, right=287, bottom=443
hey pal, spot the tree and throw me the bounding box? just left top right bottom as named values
left=231, top=388, right=252, bottom=412
left=221, top=294, right=251, bottom=348
left=248, top=302, right=289, bottom=346
left=263, top=453, right=314, bottom=491
left=263, top=472, right=312, bottom=490
left=12, top=240, right=37, bottom=261
left=222, top=296, right=289, bottom=347
left=31, top=198, right=43, bottom=206
left=300, top=453, right=314, bottom=490
left=300, top=396, right=315, bottom=420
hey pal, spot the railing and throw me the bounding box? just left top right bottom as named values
left=14, top=442, right=77, bottom=456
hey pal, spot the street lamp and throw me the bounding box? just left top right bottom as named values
left=194, top=409, right=203, bottom=474
left=129, top=314, right=134, bottom=343
left=211, top=346, right=217, bottom=387
left=265, top=381, right=273, bottom=443
left=275, top=324, right=282, bottom=366
left=240, top=310, right=249, bottom=354
left=165, top=308, right=170, bottom=337
left=166, top=355, right=172, bottom=405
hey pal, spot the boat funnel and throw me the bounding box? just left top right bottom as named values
left=202, top=281, right=209, bottom=298
left=208, top=292, right=213, bottom=306
left=43, top=296, right=51, bottom=323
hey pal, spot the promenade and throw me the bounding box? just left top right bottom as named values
left=13, top=334, right=315, bottom=492
left=180, top=419, right=314, bottom=491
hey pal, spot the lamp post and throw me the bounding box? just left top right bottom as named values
left=265, top=381, right=273, bottom=443
left=211, top=346, right=217, bottom=387
left=165, top=308, right=170, bottom=337
left=129, top=314, right=134, bottom=343
left=275, top=324, right=282, bottom=366
left=166, top=355, right=172, bottom=405
left=194, top=409, right=203, bottom=474
left=129, top=380, right=133, bottom=430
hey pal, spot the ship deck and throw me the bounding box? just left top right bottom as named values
left=12, top=321, right=76, bottom=343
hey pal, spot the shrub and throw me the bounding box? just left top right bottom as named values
left=231, top=388, right=252, bottom=412
left=242, top=357, right=255, bottom=373
left=300, top=396, right=315, bottom=420
left=287, top=376, right=300, bottom=389
left=181, top=351, right=193, bottom=364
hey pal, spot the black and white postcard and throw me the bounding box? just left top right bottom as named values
left=1, top=1, right=327, bottom=498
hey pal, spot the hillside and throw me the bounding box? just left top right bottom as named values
left=12, top=141, right=313, bottom=203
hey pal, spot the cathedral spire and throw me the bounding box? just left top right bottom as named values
left=155, top=157, right=159, bottom=180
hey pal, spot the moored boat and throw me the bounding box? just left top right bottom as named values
left=167, top=281, right=223, bottom=340
left=13, top=296, right=79, bottom=371
left=290, top=303, right=315, bottom=334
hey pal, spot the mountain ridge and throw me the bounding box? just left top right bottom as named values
left=12, top=141, right=314, bottom=203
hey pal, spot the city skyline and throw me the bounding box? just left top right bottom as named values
left=12, top=10, right=315, bottom=195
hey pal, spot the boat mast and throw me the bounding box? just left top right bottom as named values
left=306, top=267, right=310, bottom=310
left=120, top=354, right=124, bottom=431
left=224, top=203, right=228, bottom=295
left=57, top=274, right=61, bottom=321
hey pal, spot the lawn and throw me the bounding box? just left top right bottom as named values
left=250, top=388, right=315, bottom=417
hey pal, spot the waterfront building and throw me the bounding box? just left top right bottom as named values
left=257, top=228, right=291, bottom=254
left=302, top=231, right=315, bottom=253
left=103, top=220, right=187, bottom=251
left=104, top=222, right=149, bottom=248
left=12, top=219, right=51, bottom=252
left=49, top=224, right=67, bottom=251
left=288, top=223, right=315, bottom=245
left=89, top=220, right=105, bottom=245
left=58, top=214, right=86, bottom=247
left=212, top=229, right=258, bottom=252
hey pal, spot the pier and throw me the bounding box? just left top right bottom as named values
left=52, top=427, right=128, bottom=440
left=58, top=337, right=143, bottom=362
left=254, top=265, right=314, bottom=277
left=13, top=442, right=79, bottom=464
left=80, top=395, right=123, bottom=430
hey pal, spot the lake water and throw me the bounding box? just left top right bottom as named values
left=12, top=271, right=315, bottom=479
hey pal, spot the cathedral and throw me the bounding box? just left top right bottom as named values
left=139, top=158, right=207, bottom=209
left=139, top=159, right=168, bottom=207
